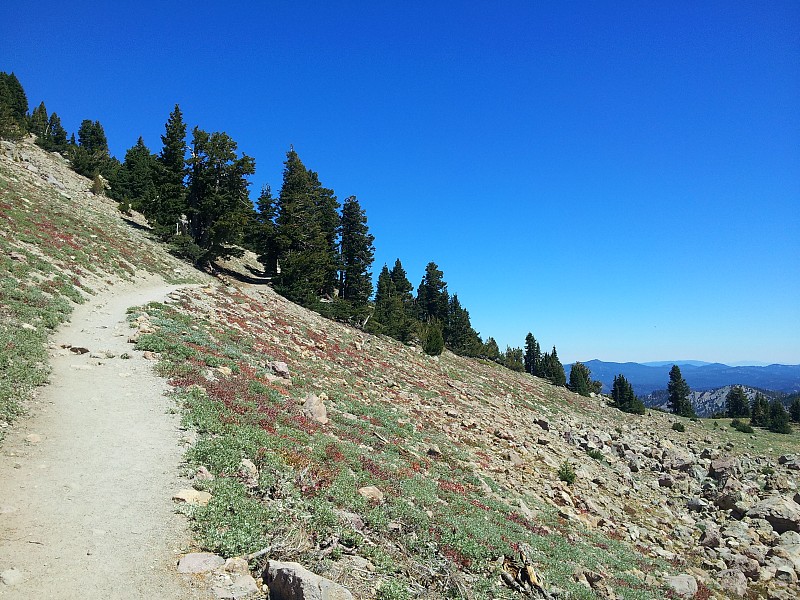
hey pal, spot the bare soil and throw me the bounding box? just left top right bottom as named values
left=0, top=277, right=205, bottom=598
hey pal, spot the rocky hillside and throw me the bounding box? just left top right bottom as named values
left=2, top=138, right=799, bottom=599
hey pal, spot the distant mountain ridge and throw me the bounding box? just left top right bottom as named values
left=574, top=359, right=800, bottom=396
left=642, top=385, right=782, bottom=417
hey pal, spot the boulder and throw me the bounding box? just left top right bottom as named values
left=710, top=457, right=738, bottom=480
left=715, top=569, right=747, bottom=597
left=699, top=524, right=721, bottom=548
left=270, top=361, right=291, bottom=379
left=357, top=486, right=383, bottom=503
left=177, top=552, right=225, bottom=574
left=664, top=574, right=697, bottom=597
left=264, top=560, right=354, bottom=600
left=747, top=496, right=800, bottom=534
left=302, top=393, right=329, bottom=425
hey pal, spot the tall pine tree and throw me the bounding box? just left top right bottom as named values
left=667, top=365, right=696, bottom=417
left=417, top=262, right=448, bottom=323
left=339, top=195, right=375, bottom=307
left=185, top=127, right=255, bottom=265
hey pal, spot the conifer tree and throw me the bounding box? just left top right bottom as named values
left=0, top=72, right=28, bottom=138
left=43, top=113, right=68, bottom=152
left=154, top=104, right=188, bottom=238
left=482, top=337, right=501, bottom=362
left=308, top=170, right=341, bottom=296
left=768, top=399, right=791, bottom=434
left=417, top=262, right=448, bottom=323
left=667, top=365, right=696, bottom=417
left=185, top=127, right=255, bottom=265
left=390, top=259, right=414, bottom=304
left=611, top=374, right=645, bottom=414
left=524, top=333, right=539, bottom=375
left=568, top=362, right=591, bottom=397
left=444, top=294, right=481, bottom=356
left=112, top=137, right=159, bottom=212
left=71, top=119, right=114, bottom=178
left=503, top=346, right=525, bottom=372
left=422, top=321, right=445, bottom=356
left=29, top=101, right=48, bottom=139
left=273, top=148, right=338, bottom=303
left=339, top=195, right=375, bottom=307
left=546, top=346, right=567, bottom=386
left=725, top=386, right=750, bottom=419
left=372, top=259, right=415, bottom=341
left=790, top=396, right=800, bottom=423
left=750, top=393, right=770, bottom=427
left=252, top=185, right=279, bottom=274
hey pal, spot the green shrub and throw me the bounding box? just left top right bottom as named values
left=558, top=461, right=576, bottom=485
left=671, top=422, right=685, bottom=432
left=730, top=419, right=754, bottom=434
left=586, top=449, right=604, bottom=461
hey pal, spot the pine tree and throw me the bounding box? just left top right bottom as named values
left=768, top=399, right=791, bottom=434
left=505, top=347, right=525, bottom=371
left=308, top=169, right=340, bottom=296
left=29, top=101, right=48, bottom=139
left=790, top=396, right=800, bottom=423
left=611, top=374, right=645, bottom=414
left=569, top=362, right=591, bottom=397
left=372, top=260, right=415, bottom=341
left=71, top=119, right=113, bottom=178
left=0, top=72, right=28, bottom=138
left=252, top=185, right=279, bottom=274
left=155, top=104, right=188, bottom=238
left=43, top=113, right=68, bottom=152
left=524, top=333, right=537, bottom=375
left=111, top=137, right=159, bottom=212
left=422, top=321, right=444, bottom=356
left=482, top=337, right=500, bottom=362
left=339, top=195, right=375, bottom=307
left=725, top=386, right=750, bottom=419
left=548, top=346, right=567, bottom=386
left=417, top=262, right=448, bottom=323
left=273, top=148, right=337, bottom=303
left=667, top=365, right=696, bottom=417
left=444, top=295, right=481, bottom=356
left=185, top=127, right=255, bottom=265
left=750, top=393, right=770, bottom=427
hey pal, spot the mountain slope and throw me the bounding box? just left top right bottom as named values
left=2, top=137, right=799, bottom=599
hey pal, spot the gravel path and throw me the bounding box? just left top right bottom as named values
left=0, top=278, right=205, bottom=598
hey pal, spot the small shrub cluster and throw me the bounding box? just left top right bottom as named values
left=671, top=422, right=685, bottom=432
left=558, top=461, right=576, bottom=485
left=730, top=419, right=754, bottom=434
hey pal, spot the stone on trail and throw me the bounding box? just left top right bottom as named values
left=716, top=569, right=748, bottom=597
left=264, top=560, right=354, bottom=600
left=0, top=568, right=24, bottom=586
left=664, top=574, right=697, bottom=598
left=172, top=488, right=213, bottom=506
left=177, top=552, right=225, bottom=574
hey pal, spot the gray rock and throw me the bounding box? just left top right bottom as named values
left=664, top=573, right=697, bottom=597
left=269, top=361, right=291, bottom=379
left=710, top=456, right=738, bottom=479
left=727, top=553, right=760, bottom=580
left=302, top=393, right=329, bottom=425
left=716, top=569, right=748, bottom=597
left=212, top=574, right=261, bottom=599
left=264, top=560, right=353, bottom=600
left=177, top=552, right=225, bottom=574
left=699, top=523, right=721, bottom=548
left=747, top=496, right=800, bottom=534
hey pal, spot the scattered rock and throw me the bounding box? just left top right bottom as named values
left=142, top=351, right=158, bottom=360
left=238, top=459, right=259, bottom=488
left=664, top=574, right=697, bottom=598
left=302, top=393, right=329, bottom=425
left=270, top=361, right=291, bottom=379
left=716, top=569, right=748, bottom=597
left=357, top=485, right=384, bottom=503
left=264, top=560, right=354, bottom=600
left=177, top=552, right=225, bottom=574
left=69, top=346, right=90, bottom=355
left=173, top=489, right=213, bottom=506
left=25, top=433, right=41, bottom=444
left=747, top=496, right=800, bottom=534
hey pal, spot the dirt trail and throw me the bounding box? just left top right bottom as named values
left=0, top=277, right=205, bottom=598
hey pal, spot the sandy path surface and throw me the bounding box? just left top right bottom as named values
left=0, top=278, right=205, bottom=598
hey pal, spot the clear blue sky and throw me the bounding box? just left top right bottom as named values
left=2, top=1, right=798, bottom=364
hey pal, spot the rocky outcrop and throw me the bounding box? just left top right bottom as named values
left=264, top=561, right=353, bottom=600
